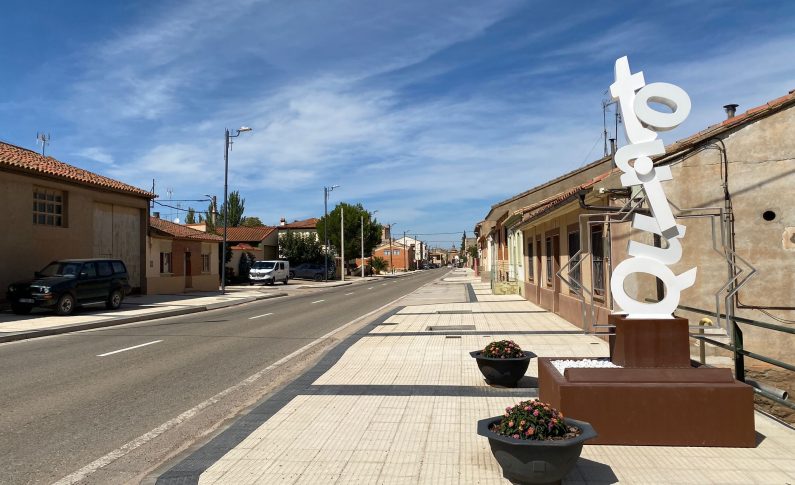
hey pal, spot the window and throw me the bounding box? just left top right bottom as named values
left=545, top=237, right=553, bottom=286
left=81, top=262, right=97, bottom=277
left=591, top=226, right=605, bottom=297
left=384, top=250, right=391, bottom=256
left=160, top=252, right=172, bottom=274
left=97, top=261, right=113, bottom=277
left=112, top=261, right=127, bottom=274
left=393, top=249, right=400, bottom=256
left=33, top=187, right=65, bottom=227
left=526, top=242, right=534, bottom=281
left=201, top=254, right=210, bottom=273
left=568, top=231, right=581, bottom=293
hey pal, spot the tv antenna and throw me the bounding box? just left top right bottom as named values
left=36, top=132, right=51, bottom=156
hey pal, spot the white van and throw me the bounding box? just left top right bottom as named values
left=249, top=260, right=290, bottom=285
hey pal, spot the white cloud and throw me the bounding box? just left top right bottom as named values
left=77, top=147, right=115, bottom=165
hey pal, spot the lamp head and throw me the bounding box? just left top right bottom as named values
left=238, top=126, right=252, bottom=133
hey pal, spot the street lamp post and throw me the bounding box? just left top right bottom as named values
left=221, top=126, right=252, bottom=294
left=340, top=204, right=344, bottom=282
left=362, top=210, right=378, bottom=280
left=323, top=185, right=339, bottom=282
left=388, top=223, right=396, bottom=274
left=403, top=229, right=410, bottom=272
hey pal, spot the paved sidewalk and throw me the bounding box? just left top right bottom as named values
left=156, top=269, right=795, bottom=484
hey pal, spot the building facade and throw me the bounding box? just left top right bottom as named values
left=0, top=142, right=153, bottom=300
left=147, top=217, right=222, bottom=293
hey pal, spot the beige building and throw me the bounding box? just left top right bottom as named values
left=0, top=142, right=153, bottom=300
left=147, top=217, right=222, bottom=293
left=476, top=89, right=795, bottom=366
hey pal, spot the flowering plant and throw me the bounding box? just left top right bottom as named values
left=491, top=400, right=578, bottom=441
left=481, top=340, right=525, bottom=358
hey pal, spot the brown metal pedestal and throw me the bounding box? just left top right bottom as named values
left=537, top=315, right=756, bottom=447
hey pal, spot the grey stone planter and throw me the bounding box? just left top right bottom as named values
left=477, top=416, right=597, bottom=485
left=470, top=350, right=535, bottom=387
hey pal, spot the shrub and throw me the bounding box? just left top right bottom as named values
left=491, top=400, right=576, bottom=440
left=481, top=339, right=525, bottom=358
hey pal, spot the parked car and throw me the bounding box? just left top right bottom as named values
left=249, top=260, right=289, bottom=285
left=289, top=262, right=335, bottom=281
left=6, top=259, right=132, bottom=316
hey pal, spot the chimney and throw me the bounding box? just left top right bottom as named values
left=153, top=211, right=160, bottom=219
left=609, top=138, right=617, bottom=155
left=723, top=104, right=739, bottom=119
left=280, top=217, right=286, bottom=226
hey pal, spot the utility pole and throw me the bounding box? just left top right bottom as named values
left=361, top=215, right=365, bottom=280
left=388, top=223, right=396, bottom=274
left=403, top=230, right=408, bottom=271
left=323, top=185, right=339, bottom=282
left=341, top=204, right=345, bottom=281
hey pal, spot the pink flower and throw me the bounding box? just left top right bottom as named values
left=526, top=428, right=534, bottom=436
left=512, top=434, right=520, bottom=439
left=524, top=406, right=531, bottom=411
left=508, top=421, right=514, bottom=427
left=533, top=410, right=539, bottom=417
left=520, top=420, right=526, bottom=426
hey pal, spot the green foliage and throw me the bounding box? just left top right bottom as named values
left=491, top=400, right=571, bottom=441
left=467, top=244, right=478, bottom=262
left=238, top=251, right=255, bottom=277
left=316, top=203, right=382, bottom=262
left=185, top=207, right=197, bottom=224
left=241, top=216, right=264, bottom=227
left=370, top=256, right=388, bottom=274
left=279, top=232, right=324, bottom=265
left=481, top=340, right=525, bottom=358
left=220, top=191, right=245, bottom=227
left=460, top=231, right=466, bottom=261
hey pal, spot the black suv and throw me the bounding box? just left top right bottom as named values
left=6, top=259, right=132, bottom=316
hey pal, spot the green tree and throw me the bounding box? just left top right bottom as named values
left=279, top=232, right=324, bottom=265
left=241, top=216, right=264, bottom=227
left=219, top=190, right=246, bottom=227
left=460, top=231, right=467, bottom=263
left=370, top=256, right=388, bottom=275
left=316, top=203, right=382, bottom=263
left=467, top=244, right=478, bottom=262
left=185, top=207, right=197, bottom=224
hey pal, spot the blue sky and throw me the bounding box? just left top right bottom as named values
left=2, top=1, right=794, bottom=248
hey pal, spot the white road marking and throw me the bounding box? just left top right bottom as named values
left=249, top=312, right=274, bottom=320
left=381, top=283, right=387, bottom=286
left=311, top=299, right=325, bottom=304
left=345, top=292, right=354, bottom=296
left=367, top=287, right=374, bottom=290
left=52, top=277, right=433, bottom=485
left=97, top=340, right=162, bottom=357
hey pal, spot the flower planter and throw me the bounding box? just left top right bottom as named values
left=477, top=416, right=597, bottom=485
left=470, top=350, right=535, bottom=387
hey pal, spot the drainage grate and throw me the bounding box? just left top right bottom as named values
left=445, top=335, right=462, bottom=339
left=436, top=310, right=472, bottom=314
left=426, top=325, right=477, bottom=331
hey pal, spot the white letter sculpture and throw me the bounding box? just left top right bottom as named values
left=609, top=56, right=696, bottom=319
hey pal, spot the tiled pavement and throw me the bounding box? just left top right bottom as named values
left=158, top=269, right=795, bottom=484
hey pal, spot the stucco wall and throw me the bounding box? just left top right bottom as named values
left=610, top=105, right=795, bottom=362
left=0, top=170, right=148, bottom=300
left=147, top=236, right=219, bottom=293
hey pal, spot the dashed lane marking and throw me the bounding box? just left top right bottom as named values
left=249, top=313, right=274, bottom=320
left=97, top=340, right=163, bottom=357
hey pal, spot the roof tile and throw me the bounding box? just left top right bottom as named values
left=0, top=141, right=154, bottom=198
left=150, top=217, right=223, bottom=241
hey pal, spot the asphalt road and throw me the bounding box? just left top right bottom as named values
left=0, top=269, right=446, bottom=485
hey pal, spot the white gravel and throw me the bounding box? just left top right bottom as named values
left=551, top=358, right=621, bottom=375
